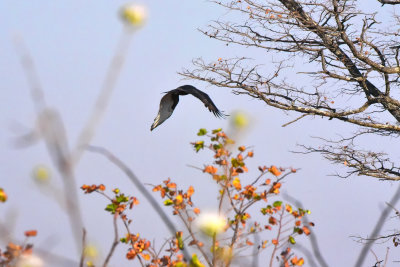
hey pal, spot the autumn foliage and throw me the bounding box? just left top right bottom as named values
left=79, top=128, right=313, bottom=266
left=1, top=128, right=313, bottom=266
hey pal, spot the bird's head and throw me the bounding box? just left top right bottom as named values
left=150, top=113, right=161, bottom=131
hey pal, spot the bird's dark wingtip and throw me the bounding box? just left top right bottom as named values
left=214, top=110, right=228, bottom=119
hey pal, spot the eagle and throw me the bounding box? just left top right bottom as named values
left=150, top=85, right=226, bottom=131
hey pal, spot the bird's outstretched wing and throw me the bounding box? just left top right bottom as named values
left=150, top=92, right=179, bottom=131
left=177, top=85, right=227, bottom=118
left=150, top=85, right=227, bottom=131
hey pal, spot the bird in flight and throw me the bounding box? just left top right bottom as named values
left=150, top=85, right=226, bottom=131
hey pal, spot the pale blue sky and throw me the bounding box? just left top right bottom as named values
left=1, top=1, right=399, bottom=266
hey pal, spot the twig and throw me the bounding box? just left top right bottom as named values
left=86, top=145, right=191, bottom=261
left=355, top=183, right=400, bottom=267
left=269, top=208, right=284, bottom=267
left=212, top=232, right=217, bottom=266
left=177, top=211, right=211, bottom=266
left=14, top=37, right=84, bottom=252
left=79, top=229, right=87, bottom=267
left=13, top=35, right=46, bottom=113
left=284, top=194, right=329, bottom=267
left=281, top=114, right=309, bottom=127
left=103, top=214, right=119, bottom=267
left=73, top=26, right=134, bottom=165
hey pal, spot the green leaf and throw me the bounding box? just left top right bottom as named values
left=197, top=128, right=207, bottom=136
left=261, top=208, right=267, bottom=215
left=116, top=194, right=129, bottom=203
left=213, top=143, right=222, bottom=150
left=105, top=203, right=117, bottom=214
left=164, top=199, right=174, bottom=206
left=212, top=128, right=222, bottom=134
left=194, top=141, right=204, bottom=152
left=253, top=194, right=261, bottom=200
left=190, top=254, right=205, bottom=267
left=231, top=158, right=239, bottom=168
left=273, top=201, right=282, bottom=208
left=176, top=235, right=184, bottom=250
left=289, top=236, right=296, bottom=244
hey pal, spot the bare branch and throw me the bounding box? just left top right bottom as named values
left=103, top=214, right=119, bottom=267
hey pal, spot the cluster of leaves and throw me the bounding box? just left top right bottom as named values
left=81, top=184, right=189, bottom=267
left=81, top=128, right=314, bottom=266
left=0, top=230, right=37, bottom=266
left=193, top=128, right=313, bottom=266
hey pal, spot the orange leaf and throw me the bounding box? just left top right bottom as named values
left=167, top=182, right=176, bottom=189
left=141, top=253, right=151, bottom=261
left=232, top=177, right=242, bottom=190
left=269, top=216, right=277, bottom=225
left=302, top=226, right=311, bottom=235
left=0, top=188, right=7, bottom=202
left=247, top=151, right=254, bottom=157
left=204, top=165, right=218, bottom=174
left=175, top=194, right=183, bottom=205
left=24, top=230, right=37, bottom=237
left=246, top=240, right=254, bottom=246
left=262, top=240, right=268, bottom=248
left=271, top=239, right=278, bottom=245
left=265, top=179, right=271, bottom=185
left=285, top=204, right=292, bottom=213
left=134, top=197, right=140, bottom=205
left=187, top=186, right=195, bottom=197
left=268, top=166, right=282, bottom=176
left=126, top=249, right=137, bottom=260
left=193, top=207, right=200, bottom=214
left=152, top=185, right=161, bottom=192
left=238, top=146, right=246, bottom=152
left=291, top=256, right=305, bottom=266
left=231, top=168, right=239, bottom=176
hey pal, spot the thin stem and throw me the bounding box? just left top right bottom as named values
left=269, top=209, right=284, bottom=267
left=212, top=232, right=217, bottom=266
left=355, top=183, right=400, bottom=266
left=103, top=214, right=119, bottom=267
left=79, top=229, right=87, bottom=267
left=73, top=27, right=134, bottom=165
left=177, top=210, right=212, bottom=266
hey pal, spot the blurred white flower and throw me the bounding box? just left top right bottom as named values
left=32, top=165, right=51, bottom=183
left=196, top=212, right=226, bottom=236
left=120, top=4, right=148, bottom=27
left=84, top=244, right=99, bottom=260
left=16, top=254, right=43, bottom=267
left=230, top=111, right=250, bottom=129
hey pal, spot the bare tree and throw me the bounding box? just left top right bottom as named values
left=181, top=0, right=400, bottom=181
